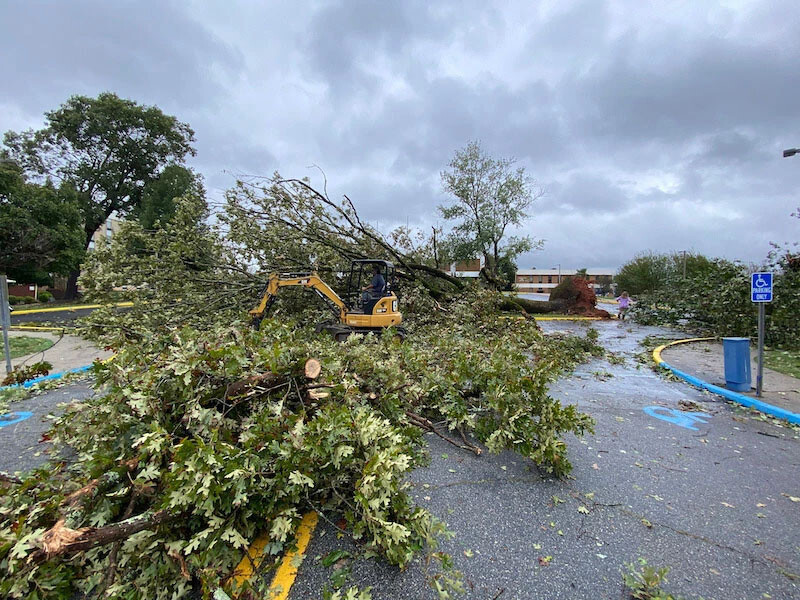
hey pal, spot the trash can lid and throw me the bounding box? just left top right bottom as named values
left=722, top=337, right=750, bottom=342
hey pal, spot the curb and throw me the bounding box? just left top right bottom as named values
left=2, top=325, right=70, bottom=332
left=652, top=338, right=800, bottom=425
left=0, top=364, right=95, bottom=392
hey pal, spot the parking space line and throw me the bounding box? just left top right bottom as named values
left=231, top=511, right=318, bottom=598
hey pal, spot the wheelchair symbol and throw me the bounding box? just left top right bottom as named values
left=754, top=276, right=768, bottom=288
left=643, top=406, right=711, bottom=430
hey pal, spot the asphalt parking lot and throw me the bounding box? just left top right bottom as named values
left=2, top=319, right=798, bottom=599
left=283, top=321, right=800, bottom=600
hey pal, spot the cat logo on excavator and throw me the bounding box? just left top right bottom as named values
left=249, top=259, right=404, bottom=341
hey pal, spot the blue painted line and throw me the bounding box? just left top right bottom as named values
left=0, top=411, right=33, bottom=427
left=659, top=360, right=800, bottom=425
left=0, top=364, right=94, bottom=393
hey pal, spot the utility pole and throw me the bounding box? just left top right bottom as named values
left=682, top=250, right=687, bottom=279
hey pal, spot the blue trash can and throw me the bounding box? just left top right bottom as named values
left=722, top=337, right=751, bottom=392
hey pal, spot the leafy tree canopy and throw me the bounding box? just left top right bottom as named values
left=0, top=160, right=84, bottom=283
left=614, top=251, right=714, bottom=296
left=133, top=164, right=204, bottom=230
left=440, top=141, right=543, bottom=287
left=0, top=189, right=602, bottom=598
left=3, top=92, right=196, bottom=246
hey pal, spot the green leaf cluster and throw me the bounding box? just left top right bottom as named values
left=0, top=161, right=84, bottom=283
left=0, top=287, right=597, bottom=597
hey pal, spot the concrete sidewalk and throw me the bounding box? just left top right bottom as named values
left=661, top=340, right=800, bottom=416
left=6, top=330, right=112, bottom=374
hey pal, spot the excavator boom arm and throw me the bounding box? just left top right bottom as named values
left=249, top=273, right=348, bottom=320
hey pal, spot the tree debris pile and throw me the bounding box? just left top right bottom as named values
left=549, top=277, right=611, bottom=318
left=0, top=292, right=599, bottom=598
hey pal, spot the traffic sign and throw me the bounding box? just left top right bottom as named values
left=751, top=272, right=773, bottom=303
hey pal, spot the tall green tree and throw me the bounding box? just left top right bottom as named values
left=3, top=92, right=196, bottom=297
left=0, top=160, right=84, bottom=285
left=440, top=140, right=543, bottom=288
left=133, top=164, right=204, bottom=230
left=615, top=251, right=715, bottom=295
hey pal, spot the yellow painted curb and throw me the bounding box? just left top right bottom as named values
left=231, top=511, right=318, bottom=598
left=652, top=337, right=716, bottom=366
left=498, top=315, right=605, bottom=321
left=534, top=316, right=603, bottom=321
left=4, top=325, right=69, bottom=332
left=10, top=301, right=134, bottom=315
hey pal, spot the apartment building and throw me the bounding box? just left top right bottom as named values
left=515, top=268, right=614, bottom=294
left=88, top=215, right=122, bottom=249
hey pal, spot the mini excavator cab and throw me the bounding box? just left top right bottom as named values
left=344, top=259, right=396, bottom=314
left=249, top=259, right=404, bottom=341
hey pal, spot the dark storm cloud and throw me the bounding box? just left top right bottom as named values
left=543, top=173, right=629, bottom=215
left=0, top=0, right=243, bottom=115
left=572, top=39, right=800, bottom=147
left=302, top=0, right=502, bottom=95
left=2, top=1, right=799, bottom=270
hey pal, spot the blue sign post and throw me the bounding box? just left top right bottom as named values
left=751, top=272, right=773, bottom=397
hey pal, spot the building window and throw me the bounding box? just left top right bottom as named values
left=548, top=276, right=552, bottom=283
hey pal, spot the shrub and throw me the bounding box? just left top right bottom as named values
left=38, top=290, right=53, bottom=302
left=8, top=295, right=25, bottom=305
left=629, top=256, right=800, bottom=349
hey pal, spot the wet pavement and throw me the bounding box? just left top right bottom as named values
left=284, top=320, right=800, bottom=600
left=1, top=320, right=798, bottom=599
left=9, top=305, right=98, bottom=326
left=0, top=381, right=95, bottom=474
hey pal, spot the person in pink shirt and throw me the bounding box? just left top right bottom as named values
left=617, top=291, right=631, bottom=320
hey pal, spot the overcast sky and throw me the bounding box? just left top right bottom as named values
left=2, top=0, right=799, bottom=270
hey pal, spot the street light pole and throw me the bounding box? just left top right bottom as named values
left=783, top=148, right=799, bottom=158
left=553, top=264, right=561, bottom=284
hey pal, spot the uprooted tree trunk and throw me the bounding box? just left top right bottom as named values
left=500, top=277, right=612, bottom=317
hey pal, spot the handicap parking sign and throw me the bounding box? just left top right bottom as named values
left=751, top=272, right=772, bottom=302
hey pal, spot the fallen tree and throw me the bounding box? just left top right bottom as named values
left=0, top=289, right=601, bottom=598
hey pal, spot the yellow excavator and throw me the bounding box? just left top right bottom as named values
left=249, top=259, right=404, bottom=341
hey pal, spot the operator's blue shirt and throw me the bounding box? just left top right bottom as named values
left=371, top=273, right=385, bottom=296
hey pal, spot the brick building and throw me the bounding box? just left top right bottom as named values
left=515, top=268, right=614, bottom=294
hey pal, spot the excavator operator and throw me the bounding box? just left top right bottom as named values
left=361, top=264, right=386, bottom=308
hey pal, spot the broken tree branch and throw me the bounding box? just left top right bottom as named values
left=406, top=411, right=482, bottom=456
